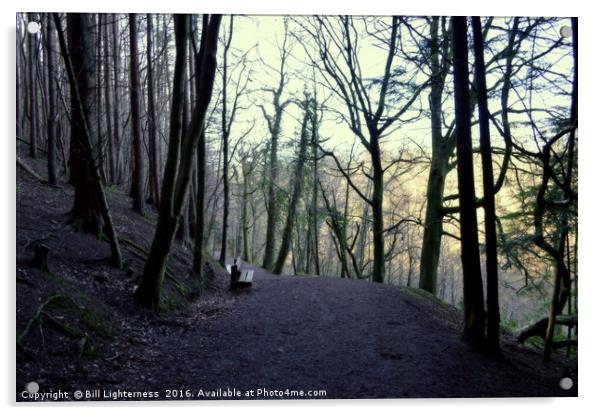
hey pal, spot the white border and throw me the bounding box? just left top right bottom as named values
left=2, top=1, right=598, bottom=414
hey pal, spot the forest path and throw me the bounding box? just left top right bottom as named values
left=143, top=261, right=573, bottom=398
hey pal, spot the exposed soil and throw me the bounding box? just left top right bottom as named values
left=16, top=149, right=577, bottom=401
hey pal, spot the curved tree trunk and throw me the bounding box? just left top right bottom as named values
left=273, top=106, right=310, bottom=274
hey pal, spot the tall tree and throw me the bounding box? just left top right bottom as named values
left=192, top=16, right=210, bottom=273
left=94, top=15, right=107, bottom=184
left=272, top=98, right=311, bottom=274
left=54, top=12, right=122, bottom=267
left=111, top=14, right=123, bottom=184
left=175, top=56, right=191, bottom=244
left=46, top=14, right=58, bottom=185
left=129, top=14, right=145, bottom=214
left=136, top=14, right=222, bottom=310
left=451, top=16, right=486, bottom=347
left=27, top=13, right=39, bottom=159
left=307, top=92, right=321, bottom=275
left=146, top=14, right=160, bottom=205
left=218, top=16, right=234, bottom=266
left=65, top=13, right=102, bottom=231
left=102, top=14, right=116, bottom=183
left=305, top=16, right=426, bottom=283
left=471, top=16, right=500, bottom=350
left=260, top=21, right=291, bottom=271
left=418, top=17, right=454, bottom=294
left=16, top=15, right=22, bottom=140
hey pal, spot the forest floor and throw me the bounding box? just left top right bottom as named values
left=16, top=148, right=577, bottom=400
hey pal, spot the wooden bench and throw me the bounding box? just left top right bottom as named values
left=228, top=259, right=253, bottom=289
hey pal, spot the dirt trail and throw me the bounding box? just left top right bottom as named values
left=128, top=262, right=576, bottom=399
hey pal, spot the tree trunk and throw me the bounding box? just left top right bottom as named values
left=94, top=15, right=107, bottom=184
left=472, top=16, right=500, bottom=351
left=102, top=14, right=115, bottom=183
left=192, top=15, right=209, bottom=273
left=192, top=127, right=207, bottom=272
left=273, top=106, right=310, bottom=274
left=27, top=13, right=39, bottom=159
left=16, top=15, right=22, bottom=140
left=129, top=14, right=145, bottom=214
left=111, top=14, right=123, bottom=184
left=310, top=98, right=320, bottom=275
left=419, top=17, right=454, bottom=294
left=262, top=124, right=279, bottom=270
left=370, top=137, right=385, bottom=283
left=241, top=160, right=252, bottom=262
left=219, top=17, right=234, bottom=266
left=261, top=45, right=288, bottom=271
left=46, top=14, right=58, bottom=185
left=66, top=13, right=103, bottom=232
left=175, top=61, right=191, bottom=245
left=451, top=16, right=486, bottom=348
left=146, top=14, right=160, bottom=205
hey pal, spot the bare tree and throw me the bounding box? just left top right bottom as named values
left=218, top=16, right=235, bottom=266
left=418, top=16, right=454, bottom=293
left=129, top=13, right=145, bottom=214
left=260, top=20, right=292, bottom=271
left=192, top=15, right=210, bottom=273
left=302, top=16, right=427, bottom=283
left=147, top=14, right=160, bottom=205
left=27, top=13, right=39, bottom=159
left=450, top=16, right=486, bottom=348
left=471, top=16, right=500, bottom=351
left=273, top=97, right=311, bottom=274
left=46, top=14, right=58, bottom=185
left=111, top=14, right=123, bottom=184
